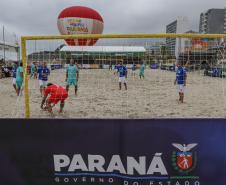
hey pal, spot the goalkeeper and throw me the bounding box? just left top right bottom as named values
left=41, top=83, right=68, bottom=113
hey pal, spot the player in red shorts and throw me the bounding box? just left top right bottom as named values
left=41, top=83, right=68, bottom=113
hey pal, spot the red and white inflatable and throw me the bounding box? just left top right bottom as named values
left=57, top=6, right=104, bottom=46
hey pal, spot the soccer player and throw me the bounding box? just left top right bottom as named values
left=15, top=63, right=23, bottom=96
left=38, top=62, right=50, bottom=96
left=66, top=59, right=79, bottom=96
left=174, top=62, right=187, bottom=103
left=41, top=83, right=68, bottom=114
left=109, top=64, right=113, bottom=71
left=30, top=62, right=36, bottom=79
left=34, top=62, right=38, bottom=79
left=131, top=64, right=136, bottom=77
left=12, top=62, right=18, bottom=93
left=139, top=62, right=145, bottom=79
left=37, top=62, right=43, bottom=81
left=118, top=62, right=127, bottom=90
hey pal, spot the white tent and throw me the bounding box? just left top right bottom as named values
left=60, top=46, right=146, bottom=53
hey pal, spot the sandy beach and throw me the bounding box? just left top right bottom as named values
left=1, top=68, right=226, bottom=118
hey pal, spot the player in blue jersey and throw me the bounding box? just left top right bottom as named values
left=37, top=62, right=43, bottom=95
left=38, top=62, right=50, bottom=96
left=174, top=62, right=187, bottom=103
left=118, top=62, right=127, bottom=90
left=66, top=59, right=79, bottom=96
left=12, top=62, right=18, bottom=93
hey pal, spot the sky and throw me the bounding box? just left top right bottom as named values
left=0, top=0, right=226, bottom=37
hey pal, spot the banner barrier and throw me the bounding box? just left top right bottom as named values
left=50, top=64, right=63, bottom=70
left=150, top=64, right=159, bottom=69
left=103, top=65, right=110, bottom=69
left=0, top=119, right=225, bottom=185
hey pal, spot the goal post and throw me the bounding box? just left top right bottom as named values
left=21, top=33, right=226, bottom=118
left=21, top=38, right=30, bottom=118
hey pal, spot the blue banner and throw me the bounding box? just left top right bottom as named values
left=51, top=64, right=63, bottom=70
left=0, top=119, right=225, bottom=185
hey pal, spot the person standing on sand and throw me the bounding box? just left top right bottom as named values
left=12, top=62, right=18, bottom=93
left=118, top=62, right=127, bottom=90
left=131, top=63, right=136, bottom=77
left=15, top=63, right=23, bottom=96
left=30, top=62, right=36, bottom=79
left=174, top=61, right=187, bottom=103
left=139, top=62, right=145, bottom=79
left=38, top=62, right=50, bottom=96
left=109, top=64, right=113, bottom=71
left=66, top=59, right=79, bottom=96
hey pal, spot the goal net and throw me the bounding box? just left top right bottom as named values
left=11, top=34, right=226, bottom=118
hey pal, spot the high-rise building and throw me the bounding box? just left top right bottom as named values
left=0, top=26, right=19, bottom=61
left=199, top=8, right=226, bottom=34
left=166, top=17, right=190, bottom=58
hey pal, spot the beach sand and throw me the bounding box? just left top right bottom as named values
left=1, top=68, right=226, bottom=118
